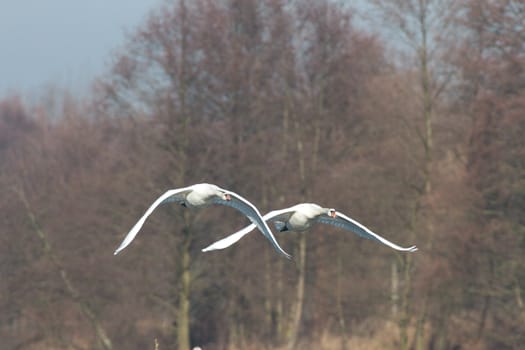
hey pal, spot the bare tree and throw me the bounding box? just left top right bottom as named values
left=366, top=1, right=458, bottom=348
left=452, top=1, right=525, bottom=348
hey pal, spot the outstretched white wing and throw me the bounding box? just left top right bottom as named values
left=213, top=191, right=294, bottom=258
left=202, top=207, right=296, bottom=253
left=316, top=211, right=418, bottom=252
left=114, top=187, right=191, bottom=255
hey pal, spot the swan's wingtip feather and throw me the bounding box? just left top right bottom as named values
left=114, top=243, right=128, bottom=255
left=201, top=243, right=220, bottom=252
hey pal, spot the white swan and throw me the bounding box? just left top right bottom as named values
left=114, top=183, right=291, bottom=258
left=202, top=203, right=417, bottom=253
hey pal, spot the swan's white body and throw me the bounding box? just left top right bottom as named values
left=114, top=183, right=291, bottom=258
left=202, top=203, right=417, bottom=253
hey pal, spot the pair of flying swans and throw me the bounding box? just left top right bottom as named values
left=114, top=183, right=417, bottom=259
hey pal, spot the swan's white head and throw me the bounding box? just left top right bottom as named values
left=328, top=208, right=336, bottom=218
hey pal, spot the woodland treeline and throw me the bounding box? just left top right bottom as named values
left=1, top=0, right=524, bottom=349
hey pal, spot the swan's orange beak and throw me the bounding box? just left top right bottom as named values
left=224, top=193, right=232, bottom=201
left=330, top=210, right=337, bottom=218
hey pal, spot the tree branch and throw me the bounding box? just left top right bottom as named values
left=13, top=186, right=114, bottom=350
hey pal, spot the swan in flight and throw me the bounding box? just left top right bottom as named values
left=202, top=203, right=417, bottom=253
left=114, top=183, right=291, bottom=258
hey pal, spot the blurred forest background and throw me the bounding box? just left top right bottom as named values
left=1, top=0, right=524, bottom=349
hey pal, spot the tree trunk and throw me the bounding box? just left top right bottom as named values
left=337, top=248, right=348, bottom=350
left=177, top=214, right=192, bottom=350
left=275, top=91, right=289, bottom=345
left=398, top=253, right=412, bottom=350
left=287, top=115, right=309, bottom=349
left=276, top=256, right=285, bottom=343
left=414, top=5, right=434, bottom=347
left=415, top=295, right=429, bottom=350
left=287, top=233, right=306, bottom=350
left=262, top=187, right=275, bottom=343
left=398, top=204, right=420, bottom=350
left=391, top=259, right=399, bottom=317
left=173, top=2, right=192, bottom=348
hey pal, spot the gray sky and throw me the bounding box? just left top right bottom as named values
left=0, top=0, right=377, bottom=98
left=0, top=0, right=162, bottom=96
